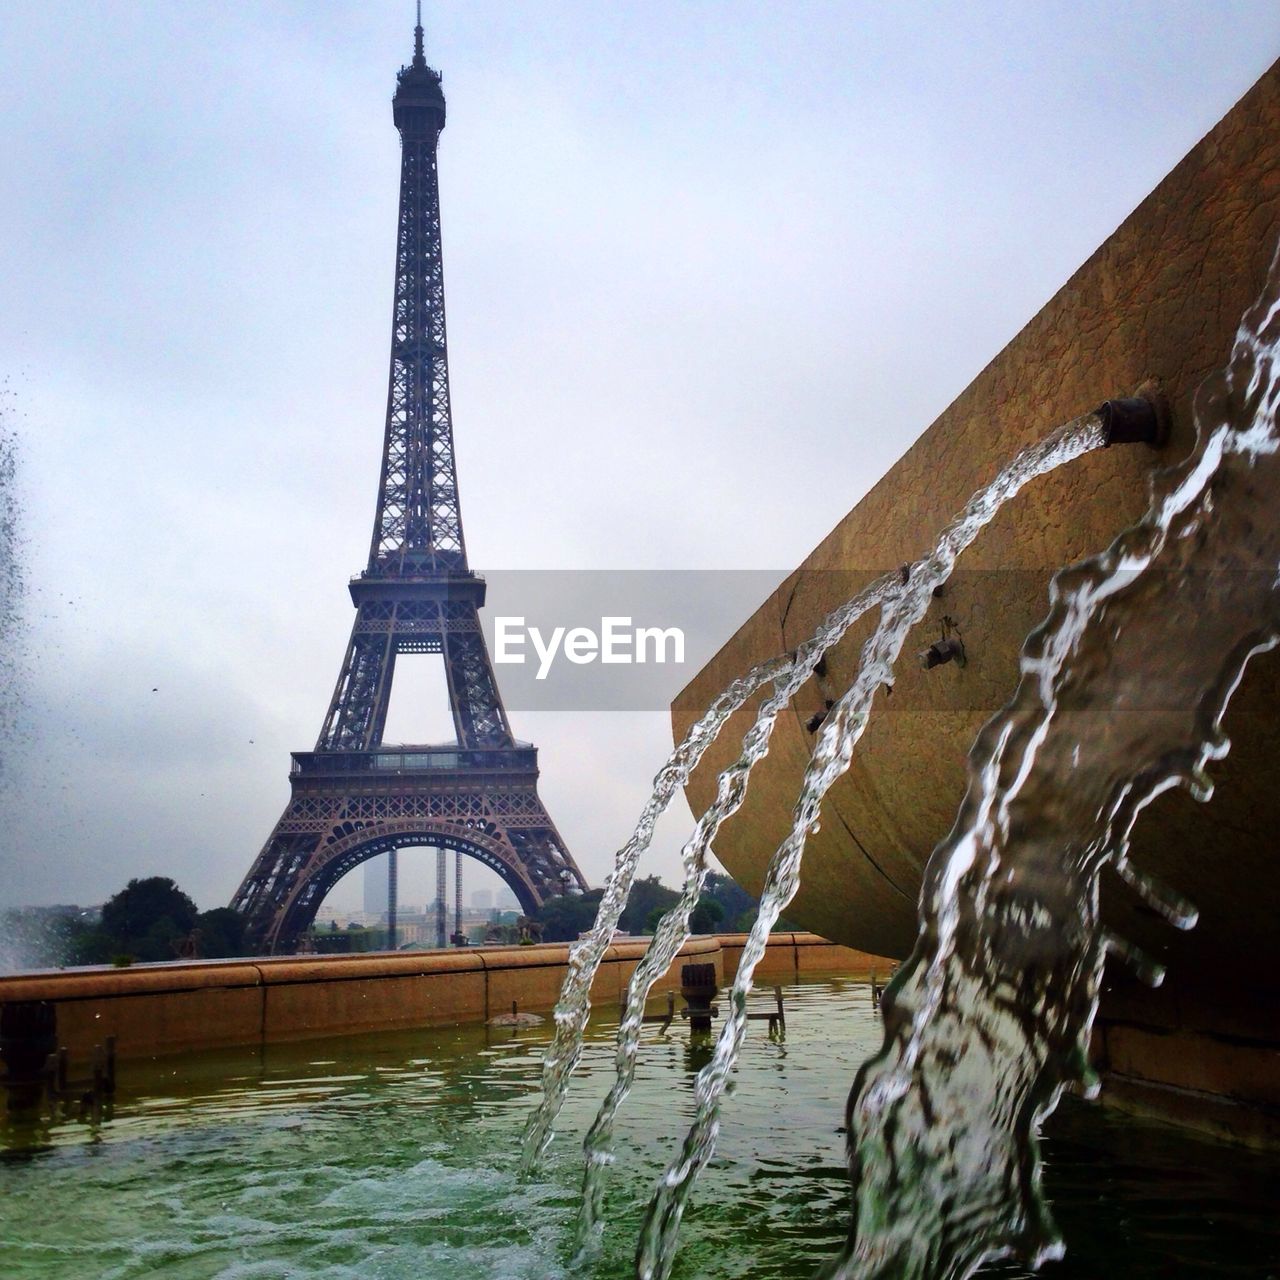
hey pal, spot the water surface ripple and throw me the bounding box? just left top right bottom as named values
left=2, top=981, right=1274, bottom=1279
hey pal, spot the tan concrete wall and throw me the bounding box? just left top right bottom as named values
left=255, top=951, right=491, bottom=1044
left=0, top=936, right=738, bottom=1061
left=671, top=59, right=1280, bottom=1133
left=717, top=933, right=896, bottom=983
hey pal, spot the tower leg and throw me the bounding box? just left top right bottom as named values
left=388, top=849, right=398, bottom=950
left=454, top=848, right=462, bottom=943
left=435, top=848, right=447, bottom=948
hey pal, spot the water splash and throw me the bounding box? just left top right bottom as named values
left=634, top=412, right=1108, bottom=1280
left=822, top=253, right=1280, bottom=1279
left=0, top=389, right=24, bottom=785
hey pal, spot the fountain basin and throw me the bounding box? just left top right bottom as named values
left=3, top=975, right=1276, bottom=1279
left=673, top=58, right=1280, bottom=1145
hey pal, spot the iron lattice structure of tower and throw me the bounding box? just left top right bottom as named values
left=231, top=18, right=587, bottom=954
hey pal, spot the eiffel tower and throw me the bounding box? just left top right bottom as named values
left=231, top=12, right=587, bottom=954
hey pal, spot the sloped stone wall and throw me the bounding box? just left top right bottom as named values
left=673, top=58, right=1280, bottom=1142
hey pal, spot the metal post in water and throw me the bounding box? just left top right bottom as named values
left=680, top=963, right=718, bottom=1034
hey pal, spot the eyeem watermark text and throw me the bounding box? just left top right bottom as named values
left=494, top=616, right=685, bottom=680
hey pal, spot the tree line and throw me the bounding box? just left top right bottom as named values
left=528, top=871, right=796, bottom=943
left=3, top=869, right=789, bottom=967
left=2, top=877, right=245, bottom=968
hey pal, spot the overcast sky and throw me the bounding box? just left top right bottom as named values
left=2, top=2, right=1278, bottom=916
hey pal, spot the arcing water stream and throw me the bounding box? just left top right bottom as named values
left=529, top=250, right=1280, bottom=1279
left=574, top=569, right=898, bottom=1254
left=521, top=577, right=906, bottom=1181
left=519, top=652, right=791, bottom=1175
left=634, top=412, right=1108, bottom=1280
left=524, top=407, right=1107, bottom=1264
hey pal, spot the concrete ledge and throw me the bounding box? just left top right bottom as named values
left=0, top=960, right=264, bottom=999
left=716, top=933, right=897, bottom=981
left=1101, top=1072, right=1280, bottom=1151
left=0, top=935, right=741, bottom=1060
left=0, top=960, right=269, bottom=1059
left=1099, top=1019, right=1280, bottom=1112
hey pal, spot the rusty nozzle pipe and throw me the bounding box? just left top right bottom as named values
left=1096, top=393, right=1170, bottom=448
left=918, top=637, right=965, bottom=671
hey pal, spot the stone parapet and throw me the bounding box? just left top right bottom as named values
left=0, top=933, right=887, bottom=1063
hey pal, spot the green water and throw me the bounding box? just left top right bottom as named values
left=0, top=978, right=1274, bottom=1279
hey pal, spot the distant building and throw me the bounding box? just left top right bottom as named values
left=15, top=903, right=99, bottom=922
left=315, top=905, right=379, bottom=929
left=470, top=888, right=493, bottom=910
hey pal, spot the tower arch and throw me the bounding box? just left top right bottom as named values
left=265, top=820, right=542, bottom=953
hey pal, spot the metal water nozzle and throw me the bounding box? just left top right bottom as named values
left=1096, top=393, right=1170, bottom=448
left=806, top=699, right=835, bottom=733
left=918, top=637, right=965, bottom=670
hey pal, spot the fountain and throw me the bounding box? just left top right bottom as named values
left=819, top=254, right=1280, bottom=1278
left=518, top=397, right=1155, bottom=1275
left=529, top=407, right=1116, bottom=1264
left=673, top=55, right=1280, bottom=1154
left=517, top=274, right=1279, bottom=1279
left=526, top=55, right=1280, bottom=1280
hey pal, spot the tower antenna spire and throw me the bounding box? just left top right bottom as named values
left=414, top=1, right=425, bottom=66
